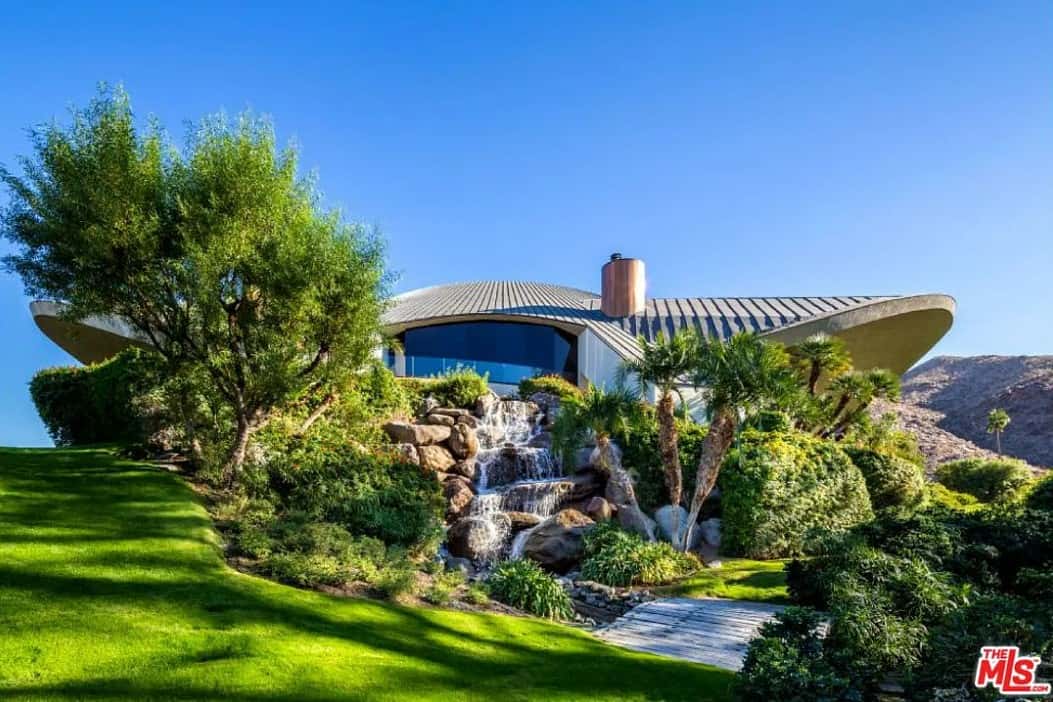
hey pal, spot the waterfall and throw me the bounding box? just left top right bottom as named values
left=464, top=399, right=566, bottom=560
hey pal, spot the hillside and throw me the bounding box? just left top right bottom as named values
left=0, top=447, right=731, bottom=701
left=898, top=355, right=1053, bottom=468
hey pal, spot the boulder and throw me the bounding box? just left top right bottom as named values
left=422, top=413, right=456, bottom=427
left=654, top=505, right=701, bottom=551
left=394, top=443, right=419, bottom=465
left=522, top=509, right=595, bottom=574
left=475, top=390, right=500, bottom=418
left=446, top=514, right=511, bottom=561
left=449, top=458, right=478, bottom=481
left=568, top=468, right=604, bottom=501
left=448, top=423, right=480, bottom=460
left=606, top=468, right=657, bottom=541
left=456, top=414, right=479, bottom=428
left=583, top=496, right=613, bottom=522
left=699, top=518, right=722, bottom=548
left=382, top=421, right=451, bottom=446
left=420, top=396, right=440, bottom=415
left=505, top=511, right=544, bottom=531
left=418, top=444, right=457, bottom=473
left=443, top=479, right=475, bottom=522
left=430, top=407, right=471, bottom=419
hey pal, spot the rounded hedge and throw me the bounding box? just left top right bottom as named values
left=935, top=458, right=1033, bottom=503
left=29, top=347, right=162, bottom=446
left=1026, top=474, right=1053, bottom=511
left=720, top=430, right=874, bottom=559
left=844, top=448, right=926, bottom=513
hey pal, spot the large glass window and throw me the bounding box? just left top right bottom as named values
left=392, top=321, right=578, bottom=385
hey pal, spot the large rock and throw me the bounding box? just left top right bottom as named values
left=583, top=496, right=613, bottom=522
left=422, top=413, right=456, bottom=427
left=430, top=407, right=472, bottom=419
left=418, top=444, right=457, bottom=472
left=505, top=511, right=544, bottom=531
left=654, top=505, right=701, bottom=551
left=449, top=458, right=477, bottom=481
left=446, top=514, right=511, bottom=561
left=443, top=479, right=475, bottom=522
left=382, top=421, right=451, bottom=446
left=475, top=390, right=500, bottom=418
left=394, top=443, right=419, bottom=465
left=456, top=414, right=479, bottom=428
left=699, top=518, right=722, bottom=548
left=448, top=423, right=480, bottom=460
left=569, top=468, right=604, bottom=501
left=522, top=509, right=595, bottom=574
left=605, top=468, right=657, bottom=541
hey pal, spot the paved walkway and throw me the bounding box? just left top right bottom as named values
left=595, top=597, right=783, bottom=670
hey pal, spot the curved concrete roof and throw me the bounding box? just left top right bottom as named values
left=32, top=283, right=955, bottom=374
left=383, top=281, right=955, bottom=373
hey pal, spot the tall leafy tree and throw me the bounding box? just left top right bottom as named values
left=681, top=333, right=796, bottom=550
left=2, top=87, right=387, bottom=484
left=789, top=333, right=851, bottom=396
left=986, top=408, right=1010, bottom=454
left=618, top=330, right=697, bottom=536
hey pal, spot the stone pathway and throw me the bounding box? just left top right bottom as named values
left=595, top=597, right=783, bottom=670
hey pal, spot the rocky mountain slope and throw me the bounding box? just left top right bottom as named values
left=894, top=355, right=1052, bottom=468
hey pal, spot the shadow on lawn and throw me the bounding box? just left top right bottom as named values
left=0, top=448, right=733, bottom=701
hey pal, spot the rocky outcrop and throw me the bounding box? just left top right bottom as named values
left=442, top=477, right=475, bottom=521
left=898, top=355, right=1053, bottom=468
left=446, top=514, right=511, bottom=561
left=505, top=511, right=544, bottom=530
left=522, top=508, right=595, bottom=573
left=448, top=423, right=479, bottom=459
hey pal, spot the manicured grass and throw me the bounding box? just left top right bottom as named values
left=659, top=559, right=789, bottom=604
left=0, top=447, right=733, bottom=701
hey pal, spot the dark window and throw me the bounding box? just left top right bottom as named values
left=393, top=321, right=577, bottom=385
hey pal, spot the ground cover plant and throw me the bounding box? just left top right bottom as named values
left=0, top=447, right=735, bottom=701
left=580, top=522, right=698, bottom=587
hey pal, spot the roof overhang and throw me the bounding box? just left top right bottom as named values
left=30, top=301, right=150, bottom=365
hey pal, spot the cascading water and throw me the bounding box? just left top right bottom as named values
left=463, top=399, right=567, bottom=561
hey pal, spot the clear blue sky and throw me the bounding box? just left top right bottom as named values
left=1, top=2, right=1050, bottom=446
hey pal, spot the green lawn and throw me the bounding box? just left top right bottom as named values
left=659, top=559, right=789, bottom=604
left=0, top=447, right=733, bottom=701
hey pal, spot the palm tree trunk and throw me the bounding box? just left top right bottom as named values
left=657, top=391, right=683, bottom=537
left=681, top=407, right=737, bottom=552
left=995, top=431, right=1001, bottom=454
left=808, top=362, right=821, bottom=396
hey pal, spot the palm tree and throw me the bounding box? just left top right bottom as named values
left=789, top=333, right=851, bottom=396
left=550, top=384, right=656, bottom=540
left=822, top=368, right=901, bottom=438
left=681, top=333, right=796, bottom=550
left=618, top=330, right=697, bottom=537
left=987, top=408, right=1010, bottom=454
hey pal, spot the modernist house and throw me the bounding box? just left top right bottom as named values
left=31, top=254, right=956, bottom=396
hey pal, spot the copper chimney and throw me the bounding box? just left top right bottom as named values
left=600, top=253, right=646, bottom=317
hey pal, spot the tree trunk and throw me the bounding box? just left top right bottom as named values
left=223, top=414, right=253, bottom=488
left=657, top=391, right=683, bottom=537
left=296, top=393, right=337, bottom=437
left=819, top=394, right=853, bottom=438
left=808, top=362, right=821, bottom=396
left=681, top=407, right=737, bottom=552
left=995, top=431, right=1001, bottom=454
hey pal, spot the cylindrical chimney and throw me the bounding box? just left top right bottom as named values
left=601, top=253, right=646, bottom=317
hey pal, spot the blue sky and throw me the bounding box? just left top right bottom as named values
left=1, top=2, right=1050, bottom=446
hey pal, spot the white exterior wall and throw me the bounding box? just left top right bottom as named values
left=576, top=328, right=626, bottom=391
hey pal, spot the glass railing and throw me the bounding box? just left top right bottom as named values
left=393, top=355, right=573, bottom=386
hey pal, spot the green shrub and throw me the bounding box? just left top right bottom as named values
left=29, top=348, right=163, bottom=446
left=854, top=511, right=963, bottom=570
left=926, top=483, right=983, bottom=512
left=465, top=583, right=490, bottom=605
left=518, top=374, right=581, bottom=401
left=845, top=448, right=926, bottom=513
left=909, top=594, right=1053, bottom=701
left=1026, top=473, right=1053, bottom=511
left=1016, top=567, right=1053, bottom=599
left=580, top=521, right=697, bottom=586
left=263, top=438, right=443, bottom=547
left=264, top=552, right=349, bottom=587
left=423, top=571, right=466, bottom=605
left=935, top=458, right=1033, bottom=503
left=372, top=557, right=420, bottom=601
left=422, top=366, right=490, bottom=409
left=720, top=430, right=873, bottom=558
left=488, top=559, right=573, bottom=620
left=736, top=607, right=862, bottom=702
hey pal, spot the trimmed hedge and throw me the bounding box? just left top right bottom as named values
left=29, top=348, right=162, bottom=446
left=518, top=374, right=581, bottom=401
left=845, top=447, right=926, bottom=513
left=395, top=366, right=489, bottom=411
left=720, top=430, right=873, bottom=558
left=935, top=458, right=1033, bottom=503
